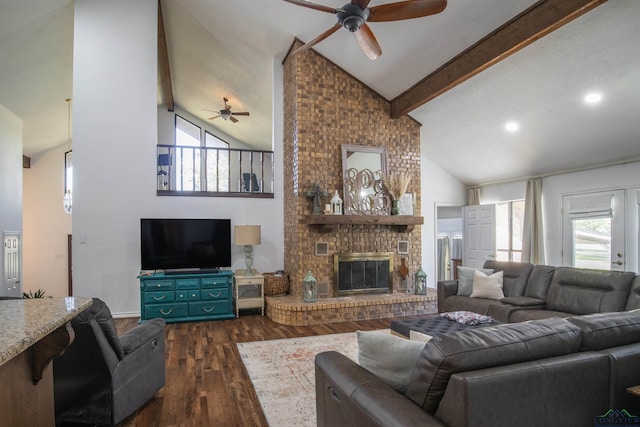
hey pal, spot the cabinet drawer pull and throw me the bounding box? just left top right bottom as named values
left=160, top=309, right=174, bottom=315
left=157, top=284, right=162, bottom=288
left=209, top=292, right=222, bottom=298
left=202, top=306, right=216, bottom=313
left=153, top=295, right=166, bottom=301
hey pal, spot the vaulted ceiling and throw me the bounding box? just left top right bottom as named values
left=2, top=0, right=639, bottom=185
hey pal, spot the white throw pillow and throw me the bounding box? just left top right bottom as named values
left=470, top=270, right=505, bottom=300
left=357, top=331, right=426, bottom=393
left=456, top=266, right=494, bottom=296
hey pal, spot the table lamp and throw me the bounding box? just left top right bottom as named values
left=234, top=225, right=261, bottom=276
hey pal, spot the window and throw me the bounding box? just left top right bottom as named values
left=572, top=217, right=611, bottom=269
left=205, top=131, right=229, bottom=192
left=175, top=116, right=201, bottom=191
left=496, top=200, right=524, bottom=262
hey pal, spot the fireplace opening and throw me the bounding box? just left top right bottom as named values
left=333, top=252, right=393, bottom=296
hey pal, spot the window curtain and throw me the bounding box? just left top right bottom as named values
left=437, top=236, right=450, bottom=281
left=468, top=187, right=481, bottom=205
left=522, top=178, right=545, bottom=264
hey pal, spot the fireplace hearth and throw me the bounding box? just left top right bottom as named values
left=333, top=252, right=393, bottom=296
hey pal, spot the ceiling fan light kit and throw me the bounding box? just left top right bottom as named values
left=285, top=0, right=447, bottom=60
left=205, top=97, right=250, bottom=123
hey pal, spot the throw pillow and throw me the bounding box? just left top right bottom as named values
left=456, top=266, right=494, bottom=296
left=357, top=330, right=426, bottom=394
left=470, top=270, right=505, bottom=300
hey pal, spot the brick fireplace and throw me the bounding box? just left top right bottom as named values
left=269, top=40, right=436, bottom=325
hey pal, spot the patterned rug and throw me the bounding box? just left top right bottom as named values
left=237, top=330, right=388, bottom=427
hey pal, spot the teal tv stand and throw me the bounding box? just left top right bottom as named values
left=139, top=270, right=235, bottom=323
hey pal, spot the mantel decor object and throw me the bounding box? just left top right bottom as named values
left=307, top=183, right=328, bottom=214
left=330, top=190, right=343, bottom=215
left=234, top=225, right=261, bottom=276
left=303, top=270, right=317, bottom=302
left=414, top=266, right=427, bottom=295
left=383, top=173, right=412, bottom=215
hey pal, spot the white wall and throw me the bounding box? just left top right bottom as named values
left=0, top=104, right=23, bottom=297
left=22, top=143, right=72, bottom=297
left=420, top=155, right=466, bottom=288
left=72, top=0, right=284, bottom=316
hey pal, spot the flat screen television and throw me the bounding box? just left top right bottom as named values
left=140, top=218, right=231, bottom=272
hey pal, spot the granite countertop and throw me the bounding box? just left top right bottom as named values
left=0, top=297, right=93, bottom=367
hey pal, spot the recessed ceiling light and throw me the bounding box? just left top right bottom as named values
left=584, top=92, right=603, bottom=105
left=504, top=121, right=520, bottom=132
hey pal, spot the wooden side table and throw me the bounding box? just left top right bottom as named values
left=234, top=270, right=264, bottom=317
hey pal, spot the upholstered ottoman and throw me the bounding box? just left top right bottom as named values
left=390, top=312, right=499, bottom=341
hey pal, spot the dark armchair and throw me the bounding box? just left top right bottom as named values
left=53, top=298, right=166, bottom=426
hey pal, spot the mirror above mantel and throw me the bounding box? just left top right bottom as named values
left=341, top=144, right=389, bottom=215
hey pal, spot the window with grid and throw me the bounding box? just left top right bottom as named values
left=496, top=200, right=525, bottom=262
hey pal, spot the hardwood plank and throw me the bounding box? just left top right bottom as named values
left=115, top=313, right=394, bottom=426
left=390, top=0, right=607, bottom=118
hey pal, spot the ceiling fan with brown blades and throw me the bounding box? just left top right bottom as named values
left=284, top=0, right=447, bottom=60
left=205, top=97, right=250, bottom=123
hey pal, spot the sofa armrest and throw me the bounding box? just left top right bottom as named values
left=119, top=318, right=166, bottom=355
left=315, top=351, right=445, bottom=427
left=437, top=281, right=458, bottom=313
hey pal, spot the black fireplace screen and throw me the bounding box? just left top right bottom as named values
left=334, top=253, right=393, bottom=296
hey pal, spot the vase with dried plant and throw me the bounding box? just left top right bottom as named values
left=382, top=173, right=411, bottom=215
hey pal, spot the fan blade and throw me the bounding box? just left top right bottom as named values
left=232, top=112, right=250, bottom=116
left=283, top=0, right=339, bottom=14
left=291, top=23, right=341, bottom=55
left=208, top=115, right=221, bottom=120
left=230, top=116, right=239, bottom=123
left=354, top=23, right=382, bottom=60
left=351, top=0, right=371, bottom=9
left=368, top=0, right=447, bottom=22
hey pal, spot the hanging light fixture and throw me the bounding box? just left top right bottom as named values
left=63, top=98, right=73, bottom=214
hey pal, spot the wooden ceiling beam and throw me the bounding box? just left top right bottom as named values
left=390, top=0, right=607, bottom=119
left=158, top=0, right=174, bottom=112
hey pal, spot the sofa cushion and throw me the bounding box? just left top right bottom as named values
left=470, top=270, right=504, bottom=300
left=508, top=309, right=574, bottom=322
left=500, top=296, right=545, bottom=307
left=626, top=276, right=640, bottom=310
left=357, top=330, right=426, bottom=394
left=546, top=267, right=635, bottom=314
left=482, top=260, right=533, bottom=297
left=566, top=309, right=640, bottom=351
left=404, top=318, right=582, bottom=413
left=456, top=267, right=494, bottom=296
left=524, top=265, right=556, bottom=300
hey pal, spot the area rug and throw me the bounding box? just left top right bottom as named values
left=237, top=329, right=388, bottom=427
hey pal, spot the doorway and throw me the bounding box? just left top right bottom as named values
left=436, top=205, right=463, bottom=281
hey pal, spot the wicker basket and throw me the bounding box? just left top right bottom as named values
left=263, top=270, right=289, bottom=296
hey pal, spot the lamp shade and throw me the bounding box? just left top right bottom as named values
left=234, top=225, right=261, bottom=246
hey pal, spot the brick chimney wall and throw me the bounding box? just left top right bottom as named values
left=282, top=41, right=422, bottom=298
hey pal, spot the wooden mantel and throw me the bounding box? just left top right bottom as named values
left=307, top=214, right=423, bottom=232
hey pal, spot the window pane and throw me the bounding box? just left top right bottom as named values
left=205, top=131, right=229, bottom=148
left=572, top=217, right=611, bottom=269
left=176, top=116, right=200, bottom=146
left=496, top=203, right=509, bottom=250
left=496, top=250, right=509, bottom=261
left=511, top=200, right=525, bottom=251
left=512, top=251, right=522, bottom=262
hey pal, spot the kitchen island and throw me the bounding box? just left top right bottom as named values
left=0, top=296, right=92, bottom=426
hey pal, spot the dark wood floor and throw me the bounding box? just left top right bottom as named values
left=114, top=311, right=396, bottom=426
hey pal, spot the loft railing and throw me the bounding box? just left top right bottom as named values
left=156, top=144, right=274, bottom=198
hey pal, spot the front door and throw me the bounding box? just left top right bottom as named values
left=562, top=190, right=626, bottom=271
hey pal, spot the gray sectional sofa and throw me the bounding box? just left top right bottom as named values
left=315, top=263, right=640, bottom=426
left=438, top=260, right=640, bottom=322
left=315, top=310, right=640, bottom=427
